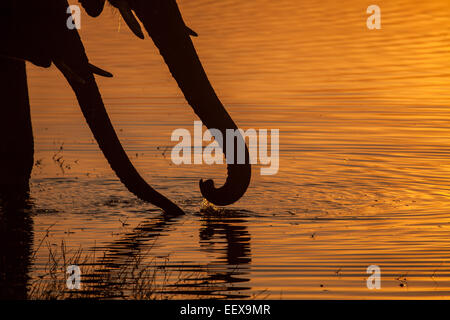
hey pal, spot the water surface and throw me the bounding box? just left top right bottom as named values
left=17, top=0, right=450, bottom=298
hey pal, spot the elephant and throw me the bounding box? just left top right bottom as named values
left=79, top=0, right=252, bottom=206
left=0, top=0, right=251, bottom=214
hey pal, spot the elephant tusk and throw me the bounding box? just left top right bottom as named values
left=89, top=63, right=113, bottom=78
left=114, top=1, right=145, bottom=39
left=186, top=26, right=198, bottom=37
left=0, top=54, right=52, bottom=68
left=0, top=54, right=25, bottom=63
left=54, top=60, right=86, bottom=85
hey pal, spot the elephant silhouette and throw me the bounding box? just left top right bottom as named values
left=0, top=0, right=251, bottom=214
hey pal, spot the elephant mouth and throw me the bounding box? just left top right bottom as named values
left=79, top=0, right=106, bottom=17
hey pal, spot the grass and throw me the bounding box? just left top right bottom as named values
left=28, top=239, right=183, bottom=300
left=27, top=203, right=257, bottom=299
left=28, top=237, right=258, bottom=299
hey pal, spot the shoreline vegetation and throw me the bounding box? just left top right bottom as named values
left=29, top=239, right=176, bottom=300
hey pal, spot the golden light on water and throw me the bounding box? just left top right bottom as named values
left=14, top=0, right=450, bottom=298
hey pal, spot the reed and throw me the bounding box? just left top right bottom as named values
left=28, top=240, right=177, bottom=300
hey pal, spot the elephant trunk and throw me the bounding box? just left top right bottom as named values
left=59, top=67, right=184, bottom=215
left=133, top=0, right=251, bottom=206
left=53, top=8, right=184, bottom=215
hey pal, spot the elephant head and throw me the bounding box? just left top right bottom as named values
left=81, top=0, right=252, bottom=207
left=1, top=0, right=184, bottom=215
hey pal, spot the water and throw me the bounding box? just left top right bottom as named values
left=6, top=0, right=450, bottom=298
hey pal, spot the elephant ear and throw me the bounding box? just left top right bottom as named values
left=79, top=0, right=106, bottom=17
left=0, top=1, right=52, bottom=67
